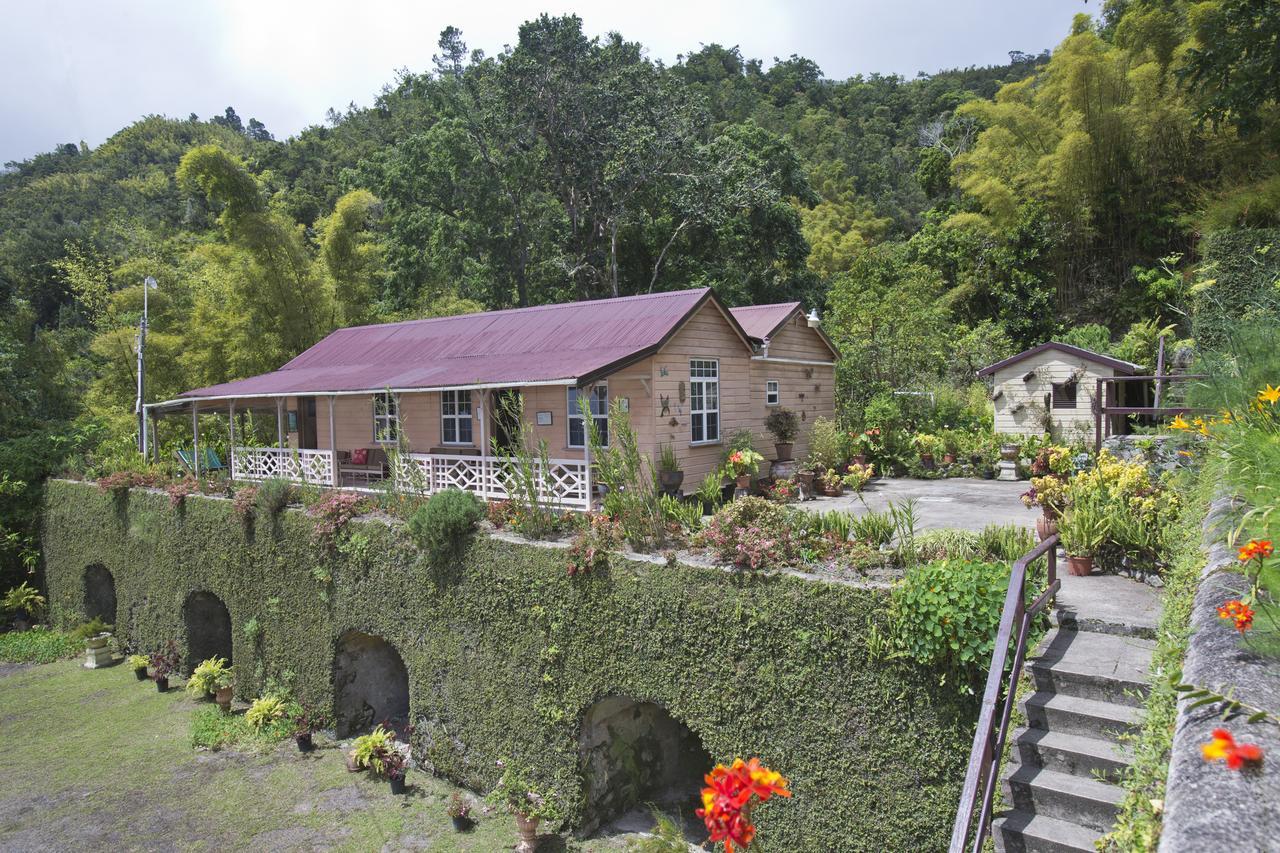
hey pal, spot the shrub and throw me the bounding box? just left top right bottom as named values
left=764, top=479, right=799, bottom=503
left=694, top=469, right=727, bottom=512
left=165, top=477, right=198, bottom=509
left=3, top=581, right=46, bottom=619
left=191, top=703, right=294, bottom=750
left=591, top=400, right=666, bottom=550
left=255, top=478, right=295, bottom=518
left=186, top=656, right=234, bottom=697
left=660, top=494, right=704, bottom=532
left=697, top=497, right=800, bottom=571
left=977, top=524, right=1036, bottom=563
left=806, top=417, right=848, bottom=472
left=231, top=485, right=259, bottom=519
left=842, top=463, right=874, bottom=491
left=245, top=695, right=288, bottom=729
left=487, top=760, right=566, bottom=824
left=913, top=529, right=982, bottom=562
left=406, top=488, right=484, bottom=570
left=0, top=627, right=79, bottom=663
left=891, top=559, right=1012, bottom=682
left=565, top=514, right=622, bottom=576
left=848, top=506, right=895, bottom=548
left=764, top=408, right=800, bottom=443
left=307, top=491, right=365, bottom=548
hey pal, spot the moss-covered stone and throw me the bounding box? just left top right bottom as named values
left=42, top=479, right=975, bottom=850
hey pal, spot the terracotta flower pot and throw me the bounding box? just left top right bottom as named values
left=735, top=474, right=752, bottom=491
left=851, top=453, right=867, bottom=467
left=823, top=484, right=844, bottom=497
left=919, top=453, right=935, bottom=470
left=1066, top=555, right=1094, bottom=577
left=514, top=813, right=541, bottom=853
left=214, top=685, right=234, bottom=712
left=942, top=453, right=956, bottom=465
left=1035, top=513, right=1059, bottom=542
left=774, top=442, right=794, bottom=462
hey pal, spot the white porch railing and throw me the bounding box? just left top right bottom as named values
left=230, top=447, right=590, bottom=511
left=232, top=447, right=335, bottom=486
left=393, top=452, right=591, bottom=511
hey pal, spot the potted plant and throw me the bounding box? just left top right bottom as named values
left=819, top=468, right=844, bottom=497
left=487, top=761, right=564, bottom=853
left=447, top=791, right=474, bottom=831
left=764, top=408, right=800, bottom=462
left=293, top=703, right=331, bottom=752
left=85, top=631, right=111, bottom=650
left=186, top=656, right=232, bottom=702
left=843, top=462, right=874, bottom=492
left=384, top=746, right=409, bottom=794
left=727, top=449, right=764, bottom=491
left=656, top=444, right=683, bottom=496
left=851, top=428, right=881, bottom=467
left=127, top=653, right=150, bottom=680
left=939, top=429, right=959, bottom=465
left=3, top=581, right=46, bottom=628
left=999, top=441, right=1020, bottom=462
left=350, top=724, right=413, bottom=793
left=912, top=433, right=943, bottom=468
left=1059, top=497, right=1109, bottom=576
left=149, top=640, right=179, bottom=692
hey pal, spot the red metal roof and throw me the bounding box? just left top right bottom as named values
left=729, top=302, right=801, bottom=341
left=178, top=288, right=742, bottom=400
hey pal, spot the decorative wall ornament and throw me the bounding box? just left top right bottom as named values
left=659, top=366, right=668, bottom=377
left=659, top=395, right=671, bottom=417
left=804, top=368, right=814, bottom=379
left=678, top=381, right=686, bottom=404
left=668, top=417, right=679, bottom=427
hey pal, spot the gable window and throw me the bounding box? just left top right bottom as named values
left=1051, top=381, right=1078, bottom=410
left=373, top=392, right=400, bottom=443
left=441, top=389, right=473, bottom=444
left=690, top=359, right=720, bottom=444
left=766, top=380, right=780, bottom=406
left=568, top=383, right=609, bottom=448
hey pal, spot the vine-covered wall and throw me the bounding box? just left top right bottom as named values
left=42, top=479, right=974, bottom=850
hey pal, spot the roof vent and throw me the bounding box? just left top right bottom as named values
left=806, top=308, right=820, bottom=328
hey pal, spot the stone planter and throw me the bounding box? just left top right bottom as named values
left=658, top=470, right=684, bottom=496
left=1000, top=443, right=1020, bottom=462
left=851, top=453, right=867, bottom=467
left=86, top=632, right=111, bottom=650
left=735, top=474, right=752, bottom=491
left=1066, top=555, right=1094, bottom=577
left=797, top=471, right=815, bottom=496
left=214, top=685, right=234, bottom=712
left=514, top=813, right=541, bottom=853
left=942, top=453, right=956, bottom=465
left=774, top=442, right=794, bottom=462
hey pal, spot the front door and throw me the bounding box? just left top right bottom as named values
left=489, top=389, right=523, bottom=454
left=297, top=397, right=318, bottom=449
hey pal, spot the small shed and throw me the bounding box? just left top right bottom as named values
left=977, top=342, right=1144, bottom=441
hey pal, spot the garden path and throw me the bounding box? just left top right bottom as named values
left=797, top=477, right=1033, bottom=532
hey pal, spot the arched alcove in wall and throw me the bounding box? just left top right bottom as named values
left=332, top=631, right=410, bottom=738
left=182, top=590, right=232, bottom=672
left=83, top=564, right=117, bottom=625
left=577, top=695, right=712, bottom=836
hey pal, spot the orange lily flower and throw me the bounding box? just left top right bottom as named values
left=1258, top=385, right=1280, bottom=406
left=1202, top=728, right=1263, bottom=770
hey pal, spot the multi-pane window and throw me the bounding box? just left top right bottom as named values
left=766, top=380, right=780, bottom=406
left=690, top=359, right=720, bottom=443
left=373, top=392, right=400, bottom=443
left=1051, top=381, right=1078, bottom=410
left=568, top=383, right=609, bottom=448
left=441, top=389, right=473, bottom=444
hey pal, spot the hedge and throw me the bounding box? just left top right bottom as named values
left=1193, top=228, right=1280, bottom=349
left=41, top=479, right=975, bottom=850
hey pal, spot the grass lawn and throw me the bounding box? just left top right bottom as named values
left=0, top=660, right=648, bottom=851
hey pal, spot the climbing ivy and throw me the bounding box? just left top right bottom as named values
left=41, top=479, right=975, bottom=851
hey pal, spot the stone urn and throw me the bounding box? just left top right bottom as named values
left=774, top=442, right=794, bottom=462
left=797, top=471, right=815, bottom=497
left=735, top=474, right=752, bottom=491
left=1000, top=443, right=1020, bottom=462
left=86, top=632, right=111, bottom=650
left=514, top=813, right=540, bottom=853
left=214, top=685, right=234, bottom=712
left=1066, top=555, right=1094, bottom=577
left=658, top=470, right=684, bottom=496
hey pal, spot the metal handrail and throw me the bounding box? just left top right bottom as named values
left=949, top=533, right=1060, bottom=853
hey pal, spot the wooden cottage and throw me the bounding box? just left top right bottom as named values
left=977, top=342, right=1143, bottom=441
left=151, top=288, right=838, bottom=508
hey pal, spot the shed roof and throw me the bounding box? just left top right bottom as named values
left=975, top=342, right=1143, bottom=378
left=171, top=287, right=752, bottom=404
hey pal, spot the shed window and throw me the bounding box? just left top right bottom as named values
left=690, top=359, right=720, bottom=444
left=766, top=380, right=780, bottom=406
left=568, top=383, right=609, bottom=448
left=1051, top=381, right=1078, bottom=410
left=373, top=392, right=400, bottom=443
left=441, top=390, right=473, bottom=444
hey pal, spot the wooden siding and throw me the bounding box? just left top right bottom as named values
left=990, top=350, right=1115, bottom=441
left=747, top=359, right=836, bottom=464
left=762, top=314, right=836, bottom=361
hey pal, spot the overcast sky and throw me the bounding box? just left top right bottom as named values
left=1, top=0, right=1086, bottom=165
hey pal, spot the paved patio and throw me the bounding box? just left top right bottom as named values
left=797, top=476, right=1034, bottom=532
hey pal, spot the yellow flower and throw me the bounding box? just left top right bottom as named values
left=1259, top=385, right=1280, bottom=406
left=1169, top=415, right=1190, bottom=430
left=1220, top=409, right=1234, bottom=423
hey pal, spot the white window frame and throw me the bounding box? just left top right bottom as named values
left=765, top=379, right=780, bottom=406
left=373, top=392, right=400, bottom=444
left=440, top=389, right=474, bottom=445
left=567, top=382, right=609, bottom=448
left=690, top=358, right=720, bottom=445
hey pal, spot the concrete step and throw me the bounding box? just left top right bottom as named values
left=1003, top=765, right=1124, bottom=833
left=1007, top=727, right=1130, bottom=782
left=993, top=809, right=1103, bottom=853
left=1051, top=571, right=1160, bottom=640
left=1022, top=692, right=1141, bottom=739
left=1028, top=630, right=1155, bottom=707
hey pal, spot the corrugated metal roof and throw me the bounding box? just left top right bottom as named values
left=729, top=302, right=800, bottom=341
left=178, top=287, right=726, bottom=400
left=975, top=342, right=1144, bottom=377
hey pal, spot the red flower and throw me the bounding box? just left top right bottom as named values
left=695, top=758, right=791, bottom=852
left=1238, top=539, right=1274, bottom=562
left=1216, top=600, right=1255, bottom=633
left=1202, top=728, right=1264, bottom=770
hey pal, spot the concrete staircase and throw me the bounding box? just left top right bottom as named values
left=992, top=623, right=1157, bottom=852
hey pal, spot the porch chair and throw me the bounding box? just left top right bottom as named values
left=174, top=447, right=228, bottom=476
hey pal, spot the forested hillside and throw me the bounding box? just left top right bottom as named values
left=2, top=0, right=1278, bottom=587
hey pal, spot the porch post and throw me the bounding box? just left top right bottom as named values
left=582, top=421, right=592, bottom=512
left=228, top=401, right=236, bottom=477
left=392, top=392, right=403, bottom=491
left=328, top=395, right=339, bottom=488
left=276, top=398, right=285, bottom=449
left=476, top=390, right=489, bottom=502
left=192, top=402, right=201, bottom=477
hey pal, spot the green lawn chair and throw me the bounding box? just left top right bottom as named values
left=174, top=448, right=228, bottom=475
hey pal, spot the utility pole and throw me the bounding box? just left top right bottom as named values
left=137, top=276, right=158, bottom=456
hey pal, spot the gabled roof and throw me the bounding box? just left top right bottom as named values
left=728, top=302, right=840, bottom=360
left=174, top=287, right=754, bottom=402
left=729, top=302, right=801, bottom=341
left=975, top=342, right=1143, bottom=378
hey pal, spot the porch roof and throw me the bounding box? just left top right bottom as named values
left=165, top=287, right=750, bottom=406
